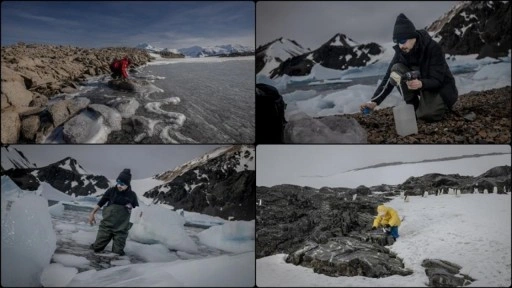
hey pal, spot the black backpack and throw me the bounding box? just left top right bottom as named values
left=256, top=83, right=287, bottom=144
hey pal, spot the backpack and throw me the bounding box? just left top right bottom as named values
left=256, top=83, right=287, bottom=144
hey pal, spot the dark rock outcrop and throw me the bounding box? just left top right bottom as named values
left=286, top=237, right=413, bottom=278
left=427, top=1, right=511, bottom=59
left=422, top=259, right=475, bottom=287
left=3, top=157, right=109, bottom=196
left=144, top=145, right=255, bottom=221
left=270, top=34, right=383, bottom=78
left=107, top=79, right=138, bottom=92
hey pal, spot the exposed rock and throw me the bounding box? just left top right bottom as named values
left=62, top=110, right=106, bottom=143
left=422, top=259, right=474, bottom=287
left=21, top=115, right=40, bottom=141
left=88, top=104, right=122, bottom=131
left=4, top=157, right=110, bottom=196
left=284, top=114, right=367, bottom=143
left=47, top=98, right=89, bottom=127
left=30, top=93, right=48, bottom=107
left=286, top=237, right=412, bottom=278
left=1, top=81, right=33, bottom=108
left=111, top=98, right=140, bottom=118
left=341, top=86, right=511, bottom=144
left=1, top=111, right=21, bottom=144
left=107, top=79, right=137, bottom=92
left=1, top=94, right=10, bottom=110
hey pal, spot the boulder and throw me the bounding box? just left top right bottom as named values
left=30, top=93, right=48, bottom=108
left=111, top=98, right=140, bottom=118
left=21, top=115, right=40, bottom=141
left=48, top=98, right=89, bottom=127
left=422, top=259, right=474, bottom=287
left=88, top=104, right=122, bottom=131
left=286, top=237, right=413, bottom=278
left=62, top=110, right=107, bottom=143
left=107, top=79, right=137, bottom=92
left=1, top=81, right=33, bottom=108
left=1, top=111, right=21, bottom=143
left=1, top=94, right=11, bottom=110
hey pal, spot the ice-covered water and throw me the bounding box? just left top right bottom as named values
left=50, top=203, right=228, bottom=273
left=57, top=58, right=254, bottom=143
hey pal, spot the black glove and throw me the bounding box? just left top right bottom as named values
left=384, top=224, right=391, bottom=228
left=371, top=226, right=377, bottom=230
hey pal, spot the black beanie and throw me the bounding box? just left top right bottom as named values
left=116, top=168, right=132, bottom=186
left=393, top=13, right=416, bottom=42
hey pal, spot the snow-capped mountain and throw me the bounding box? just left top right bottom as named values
left=259, top=33, right=383, bottom=79
left=256, top=37, right=310, bottom=76
left=426, top=1, right=511, bottom=59
left=2, top=157, right=110, bottom=196
left=1, top=146, right=36, bottom=171
left=178, top=44, right=255, bottom=58
left=143, top=145, right=255, bottom=220
left=136, top=43, right=164, bottom=52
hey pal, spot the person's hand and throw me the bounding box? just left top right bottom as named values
left=384, top=224, right=391, bottom=228
left=88, top=213, right=96, bottom=226
left=360, top=102, right=377, bottom=112
left=371, top=226, right=377, bottom=230
left=406, top=79, right=422, bottom=90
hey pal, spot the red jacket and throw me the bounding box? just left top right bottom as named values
left=110, top=58, right=131, bottom=78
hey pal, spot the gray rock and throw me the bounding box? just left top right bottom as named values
left=463, top=112, right=476, bottom=122
left=21, top=115, right=40, bottom=141
left=1, top=81, right=33, bottom=108
left=422, top=259, right=474, bottom=287
left=284, top=113, right=367, bottom=143
left=68, top=97, right=90, bottom=115
left=1, top=111, right=21, bottom=143
left=30, top=93, right=48, bottom=108
left=112, top=98, right=140, bottom=118
left=88, top=104, right=122, bottom=131
left=107, top=79, right=137, bottom=92
left=48, top=98, right=89, bottom=127
left=286, top=237, right=412, bottom=278
left=62, top=110, right=106, bottom=143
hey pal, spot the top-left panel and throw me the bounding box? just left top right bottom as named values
left=1, top=1, right=255, bottom=144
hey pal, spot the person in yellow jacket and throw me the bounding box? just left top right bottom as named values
left=372, top=204, right=401, bottom=240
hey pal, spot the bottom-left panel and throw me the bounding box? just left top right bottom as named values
left=1, top=144, right=255, bottom=287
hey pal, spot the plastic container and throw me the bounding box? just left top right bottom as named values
left=393, top=104, right=417, bottom=136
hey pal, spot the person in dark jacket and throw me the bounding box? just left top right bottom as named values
left=360, top=13, right=458, bottom=122
left=89, top=168, right=138, bottom=256
left=110, top=56, right=131, bottom=79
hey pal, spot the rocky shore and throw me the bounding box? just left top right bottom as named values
left=1, top=43, right=152, bottom=143
left=341, top=86, right=511, bottom=144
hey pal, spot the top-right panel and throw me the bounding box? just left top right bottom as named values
left=256, top=1, right=511, bottom=144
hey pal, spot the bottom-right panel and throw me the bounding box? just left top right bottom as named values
left=256, top=145, right=511, bottom=287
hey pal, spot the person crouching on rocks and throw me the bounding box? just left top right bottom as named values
left=110, top=56, right=131, bottom=80
left=360, top=13, right=458, bottom=122
left=89, top=168, right=139, bottom=256
left=371, top=204, right=401, bottom=241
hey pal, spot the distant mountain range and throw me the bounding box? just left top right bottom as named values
left=257, top=1, right=510, bottom=79
left=136, top=43, right=255, bottom=58
left=1, top=145, right=255, bottom=221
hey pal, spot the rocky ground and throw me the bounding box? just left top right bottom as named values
left=255, top=184, right=415, bottom=278
left=1, top=43, right=152, bottom=143
left=341, top=86, right=511, bottom=144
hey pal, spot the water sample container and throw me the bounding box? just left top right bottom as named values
left=393, top=104, right=417, bottom=136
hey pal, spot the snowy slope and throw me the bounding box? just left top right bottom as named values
left=257, top=193, right=511, bottom=287
left=256, top=38, right=310, bottom=76
left=1, top=146, right=36, bottom=170
left=179, top=44, right=254, bottom=58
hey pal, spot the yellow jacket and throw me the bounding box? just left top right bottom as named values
left=372, top=205, right=401, bottom=227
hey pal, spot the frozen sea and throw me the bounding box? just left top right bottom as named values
left=50, top=57, right=255, bottom=144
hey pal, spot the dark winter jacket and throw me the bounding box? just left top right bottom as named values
left=97, top=186, right=139, bottom=208
left=371, top=30, right=458, bottom=109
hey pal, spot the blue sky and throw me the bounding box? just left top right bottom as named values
left=1, top=1, right=254, bottom=49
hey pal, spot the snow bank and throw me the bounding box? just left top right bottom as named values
left=40, top=263, right=77, bottom=287
left=68, top=252, right=255, bottom=287
left=49, top=202, right=65, bottom=217
left=52, top=254, right=90, bottom=268
left=38, top=182, right=74, bottom=202
left=128, top=205, right=198, bottom=253
left=124, top=241, right=179, bottom=263
left=1, top=178, right=56, bottom=287
left=257, top=194, right=511, bottom=287
left=197, top=220, right=255, bottom=253
left=177, top=209, right=226, bottom=227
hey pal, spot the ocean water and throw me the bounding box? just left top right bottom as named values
left=54, top=58, right=255, bottom=144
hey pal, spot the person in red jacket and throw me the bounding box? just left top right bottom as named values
left=110, top=56, right=131, bottom=79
